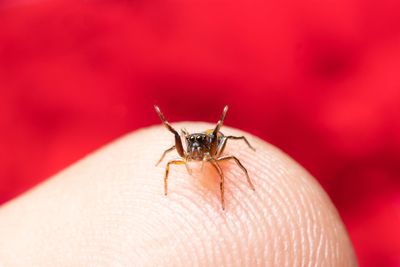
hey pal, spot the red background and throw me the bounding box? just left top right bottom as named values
left=1, top=0, right=400, bottom=265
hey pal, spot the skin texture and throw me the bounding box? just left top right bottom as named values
left=0, top=123, right=358, bottom=267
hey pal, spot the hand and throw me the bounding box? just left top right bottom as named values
left=0, top=123, right=357, bottom=266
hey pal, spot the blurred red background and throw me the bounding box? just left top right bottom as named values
left=1, top=0, right=400, bottom=265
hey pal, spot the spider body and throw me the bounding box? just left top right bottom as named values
left=185, top=131, right=224, bottom=160
left=154, top=105, right=255, bottom=210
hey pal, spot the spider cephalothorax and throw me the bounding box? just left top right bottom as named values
left=185, top=133, right=214, bottom=160
left=155, top=105, right=255, bottom=210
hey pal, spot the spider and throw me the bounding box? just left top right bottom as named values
left=154, top=105, right=256, bottom=210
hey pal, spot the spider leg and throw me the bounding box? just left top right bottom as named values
left=164, top=160, right=186, bottom=195
left=217, top=155, right=255, bottom=190
left=181, top=128, right=189, bottom=137
left=154, top=105, right=185, bottom=157
left=156, top=145, right=176, bottom=166
left=210, top=105, right=228, bottom=156
left=217, top=135, right=255, bottom=157
left=200, top=156, right=208, bottom=173
left=185, top=161, right=193, bottom=175
left=208, top=157, right=225, bottom=210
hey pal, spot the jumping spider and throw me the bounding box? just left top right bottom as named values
left=154, top=105, right=255, bottom=210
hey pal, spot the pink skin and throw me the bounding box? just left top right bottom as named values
left=0, top=123, right=357, bottom=266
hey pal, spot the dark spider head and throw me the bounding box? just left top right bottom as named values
left=186, top=133, right=213, bottom=160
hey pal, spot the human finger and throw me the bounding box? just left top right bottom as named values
left=0, top=123, right=357, bottom=266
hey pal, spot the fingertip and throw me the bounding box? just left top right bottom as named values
left=120, top=123, right=357, bottom=266
left=143, top=123, right=357, bottom=266
left=0, top=123, right=357, bottom=267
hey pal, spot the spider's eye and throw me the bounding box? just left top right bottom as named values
left=190, top=136, right=195, bottom=142
left=196, top=135, right=202, bottom=141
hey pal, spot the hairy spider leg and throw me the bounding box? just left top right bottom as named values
left=156, top=145, right=176, bottom=166
left=216, top=155, right=255, bottom=190
left=217, top=136, right=256, bottom=157
left=164, top=160, right=187, bottom=195
left=154, top=105, right=185, bottom=157
left=208, top=157, right=225, bottom=210
left=181, top=128, right=189, bottom=137
left=210, top=105, right=229, bottom=156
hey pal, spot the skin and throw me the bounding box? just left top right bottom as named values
left=0, top=123, right=358, bottom=267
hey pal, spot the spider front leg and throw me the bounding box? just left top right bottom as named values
left=164, top=159, right=187, bottom=195
left=217, top=155, right=255, bottom=190
left=210, top=105, right=228, bottom=156
left=154, top=105, right=185, bottom=157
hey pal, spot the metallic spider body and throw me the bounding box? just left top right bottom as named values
left=155, top=105, right=255, bottom=210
